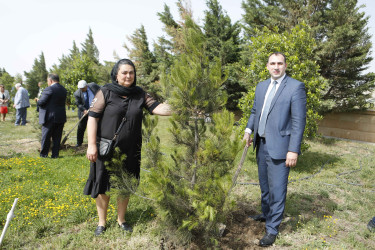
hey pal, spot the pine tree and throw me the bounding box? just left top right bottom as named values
left=145, top=11, right=242, bottom=245
left=24, top=52, right=48, bottom=98
left=81, top=28, right=100, bottom=65
left=241, top=0, right=375, bottom=110
left=70, top=41, right=80, bottom=58
left=203, top=0, right=244, bottom=110
left=318, top=0, right=375, bottom=109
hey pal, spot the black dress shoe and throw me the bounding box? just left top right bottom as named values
left=249, top=214, right=266, bottom=222
left=94, top=226, right=106, bottom=236
left=259, top=232, right=277, bottom=247
left=118, top=222, right=133, bottom=232
left=75, top=144, right=82, bottom=147
left=368, top=219, right=375, bottom=232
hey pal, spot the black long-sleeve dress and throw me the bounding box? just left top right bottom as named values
left=83, top=86, right=159, bottom=198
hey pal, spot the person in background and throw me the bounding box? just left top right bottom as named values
left=368, top=217, right=375, bottom=232
left=74, top=80, right=100, bottom=147
left=13, top=83, right=30, bottom=126
left=243, top=52, right=307, bottom=247
left=36, top=74, right=67, bottom=158
left=35, top=81, right=44, bottom=112
left=0, top=84, right=10, bottom=121
left=84, top=59, right=172, bottom=236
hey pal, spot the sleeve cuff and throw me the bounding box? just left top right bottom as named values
left=148, top=101, right=160, bottom=114
left=245, top=128, right=252, bottom=135
left=89, top=111, right=102, bottom=118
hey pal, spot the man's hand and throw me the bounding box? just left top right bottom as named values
left=13, top=104, right=16, bottom=108
left=243, top=132, right=253, bottom=147
left=83, top=109, right=88, bottom=115
left=285, top=151, right=298, bottom=167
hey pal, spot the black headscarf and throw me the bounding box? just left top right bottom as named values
left=104, top=59, right=142, bottom=96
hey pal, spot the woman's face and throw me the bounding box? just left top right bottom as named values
left=0, top=86, right=4, bottom=92
left=116, top=64, right=135, bottom=87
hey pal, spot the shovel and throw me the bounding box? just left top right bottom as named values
left=228, top=145, right=249, bottom=196
left=60, top=112, right=88, bottom=146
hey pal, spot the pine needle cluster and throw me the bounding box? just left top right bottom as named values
left=105, top=148, right=138, bottom=199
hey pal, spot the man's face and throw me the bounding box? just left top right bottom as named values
left=80, top=86, right=88, bottom=92
left=267, top=54, right=287, bottom=80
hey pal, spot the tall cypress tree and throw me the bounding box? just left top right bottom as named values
left=124, top=25, right=160, bottom=97
left=203, top=0, right=244, bottom=110
left=24, top=52, right=48, bottom=98
left=81, top=28, right=100, bottom=65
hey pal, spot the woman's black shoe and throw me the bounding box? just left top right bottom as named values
left=119, top=222, right=133, bottom=232
left=94, top=226, right=106, bottom=236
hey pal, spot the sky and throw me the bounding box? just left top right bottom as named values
left=0, top=0, right=374, bottom=78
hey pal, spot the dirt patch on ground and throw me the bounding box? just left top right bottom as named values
left=1, top=138, right=40, bottom=156
left=218, top=205, right=266, bottom=249
left=162, top=201, right=280, bottom=249
left=0, top=139, right=87, bottom=158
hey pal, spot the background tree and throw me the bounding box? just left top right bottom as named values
left=318, top=0, right=375, bottom=110
left=0, top=71, right=14, bottom=91
left=81, top=27, right=100, bottom=65
left=24, top=52, right=48, bottom=98
left=157, top=3, right=183, bottom=55
left=239, top=24, right=326, bottom=150
left=59, top=54, right=98, bottom=109
left=124, top=25, right=161, bottom=98
left=203, top=0, right=244, bottom=110
left=241, top=0, right=375, bottom=111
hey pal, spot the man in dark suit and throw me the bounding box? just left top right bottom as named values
left=244, top=52, right=307, bottom=247
left=73, top=80, right=100, bottom=147
left=36, top=73, right=67, bottom=158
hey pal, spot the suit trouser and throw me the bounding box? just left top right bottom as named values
left=76, top=114, right=88, bottom=145
left=15, top=107, right=27, bottom=125
left=40, top=121, right=65, bottom=158
left=256, top=137, right=290, bottom=235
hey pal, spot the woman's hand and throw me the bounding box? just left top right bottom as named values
left=152, top=103, right=172, bottom=116
left=87, top=143, right=98, bottom=163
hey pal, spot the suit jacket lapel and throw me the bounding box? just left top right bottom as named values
left=269, top=76, right=288, bottom=112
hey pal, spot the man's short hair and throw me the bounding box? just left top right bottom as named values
left=268, top=52, right=287, bottom=63
left=48, top=73, right=59, bottom=82
left=15, top=83, right=22, bottom=88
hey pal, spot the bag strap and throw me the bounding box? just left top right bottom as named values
left=101, top=87, right=128, bottom=141
left=112, top=116, right=127, bottom=140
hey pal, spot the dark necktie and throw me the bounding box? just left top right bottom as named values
left=84, top=92, right=89, bottom=109
left=258, top=81, right=277, bottom=137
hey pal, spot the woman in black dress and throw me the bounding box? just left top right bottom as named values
left=84, top=59, right=171, bottom=236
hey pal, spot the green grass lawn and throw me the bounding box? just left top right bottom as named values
left=0, top=105, right=374, bottom=249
